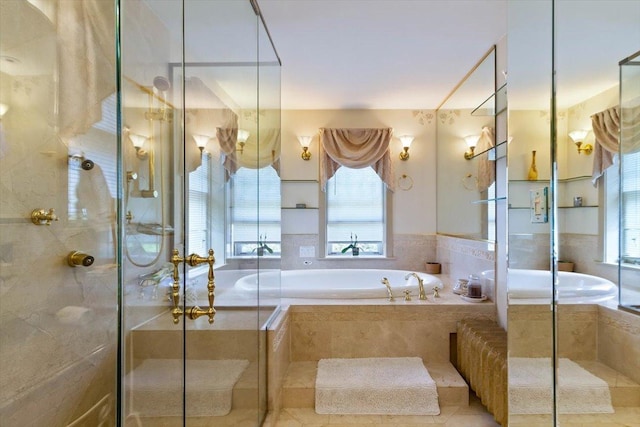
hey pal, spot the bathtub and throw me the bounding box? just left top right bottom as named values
left=234, top=269, right=443, bottom=299
left=483, top=269, right=617, bottom=303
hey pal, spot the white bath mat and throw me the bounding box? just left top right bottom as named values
left=126, top=358, right=249, bottom=417
left=509, top=358, right=614, bottom=414
left=315, top=357, right=440, bottom=415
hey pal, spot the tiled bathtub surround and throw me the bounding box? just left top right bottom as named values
left=435, top=235, right=496, bottom=301
left=281, top=233, right=437, bottom=272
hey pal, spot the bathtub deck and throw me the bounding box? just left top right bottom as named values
left=281, top=360, right=469, bottom=409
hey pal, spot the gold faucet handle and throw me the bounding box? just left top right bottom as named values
left=31, top=208, right=59, bottom=225
left=403, top=289, right=412, bottom=301
left=433, top=287, right=440, bottom=298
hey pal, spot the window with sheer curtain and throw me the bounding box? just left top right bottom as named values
left=325, top=166, right=386, bottom=256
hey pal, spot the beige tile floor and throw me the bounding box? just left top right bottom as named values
left=271, top=393, right=640, bottom=426
left=273, top=392, right=501, bottom=426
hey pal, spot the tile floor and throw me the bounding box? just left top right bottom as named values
left=271, top=392, right=640, bottom=426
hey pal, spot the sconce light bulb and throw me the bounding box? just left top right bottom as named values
left=399, top=135, right=414, bottom=149
left=193, top=134, right=210, bottom=153
left=129, top=134, right=147, bottom=150
left=0, top=103, right=8, bottom=118
left=237, top=129, right=250, bottom=144
left=298, top=135, right=312, bottom=148
left=568, top=130, right=589, bottom=144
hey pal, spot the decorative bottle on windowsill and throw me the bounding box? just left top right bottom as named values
left=527, top=150, right=538, bottom=181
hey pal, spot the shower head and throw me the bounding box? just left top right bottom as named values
left=153, top=76, right=171, bottom=92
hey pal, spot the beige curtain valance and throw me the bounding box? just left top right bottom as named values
left=217, top=127, right=281, bottom=178
left=319, top=128, right=395, bottom=191
left=591, top=107, right=620, bottom=185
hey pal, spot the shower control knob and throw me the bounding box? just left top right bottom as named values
left=67, top=251, right=95, bottom=267
left=81, top=159, right=94, bottom=170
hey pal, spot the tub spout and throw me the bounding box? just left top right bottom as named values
left=405, top=272, right=427, bottom=300
left=381, top=277, right=395, bottom=301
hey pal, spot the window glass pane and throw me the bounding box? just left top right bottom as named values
left=622, top=151, right=640, bottom=261
left=188, top=155, right=209, bottom=256
left=326, top=166, right=385, bottom=255
left=229, top=166, right=281, bottom=256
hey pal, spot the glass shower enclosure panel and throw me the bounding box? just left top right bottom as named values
left=619, top=50, right=640, bottom=313
left=0, top=0, right=118, bottom=425
left=507, top=1, right=555, bottom=425
left=121, top=0, right=279, bottom=425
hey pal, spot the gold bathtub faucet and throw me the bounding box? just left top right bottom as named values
left=405, top=272, right=427, bottom=300
left=381, top=277, right=395, bottom=301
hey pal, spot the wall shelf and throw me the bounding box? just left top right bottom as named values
left=471, top=83, right=507, bottom=116
left=509, top=205, right=598, bottom=210
left=281, top=179, right=319, bottom=183
left=472, top=197, right=507, bottom=204
left=281, top=207, right=318, bottom=210
left=468, top=139, right=507, bottom=160
left=510, top=175, right=591, bottom=183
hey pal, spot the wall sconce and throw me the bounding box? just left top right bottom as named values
left=236, top=129, right=249, bottom=154
left=0, top=103, right=8, bottom=119
left=129, top=133, right=149, bottom=159
left=125, top=128, right=156, bottom=198
left=568, top=130, right=592, bottom=155
left=399, top=135, right=414, bottom=161
left=193, top=134, right=210, bottom=154
left=298, top=136, right=312, bottom=160
left=464, top=135, right=480, bottom=160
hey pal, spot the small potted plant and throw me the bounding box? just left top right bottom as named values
left=341, top=233, right=360, bottom=256
left=254, top=234, right=273, bottom=257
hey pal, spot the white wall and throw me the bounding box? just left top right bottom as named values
left=281, top=109, right=437, bottom=235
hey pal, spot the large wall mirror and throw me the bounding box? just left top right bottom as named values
left=436, top=47, right=502, bottom=241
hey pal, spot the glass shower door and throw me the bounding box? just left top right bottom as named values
left=121, top=1, right=278, bottom=425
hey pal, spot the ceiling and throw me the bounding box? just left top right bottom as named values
left=258, top=0, right=508, bottom=110
left=258, top=0, right=640, bottom=111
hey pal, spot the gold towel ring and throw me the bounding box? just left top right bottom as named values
left=398, top=174, right=414, bottom=191
left=462, top=173, right=478, bottom=191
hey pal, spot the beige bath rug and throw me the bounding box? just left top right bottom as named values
left=315, top=357, right=440, bottom=415
left=509, top=357, right=614, bottom=414
left=126, top=358, right=249, bottom=417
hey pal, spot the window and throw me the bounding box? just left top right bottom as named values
left=228, top=166, right=281, bottom=256
left=188, top=154, right=210, bottom=257
left=604, top=151, right=640, bottom=266
left=187, top=149, right=226, bottom=265
left=325, top=166, right=386, bottom=256
left=621, top=151, right=640, bottom=264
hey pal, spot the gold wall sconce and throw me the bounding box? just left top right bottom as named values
left=193, top=134, right=210, bottom=154
left=237, top=129, right=250, bottom=154
left=129, top=133, right=149, bottom=159
left=568, top=130, right=592, bottom=155
left=399, top=135, right=414, bottom=161
left=298, top=136, right=312, bottom=160
left=464, top=135, right=480, bottom=160
left=125, top=127, right=157, bottom=198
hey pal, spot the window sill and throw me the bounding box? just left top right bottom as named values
left=595, top=261, right=640, bottom=271
left=317, top=255, right=396, bottom=261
